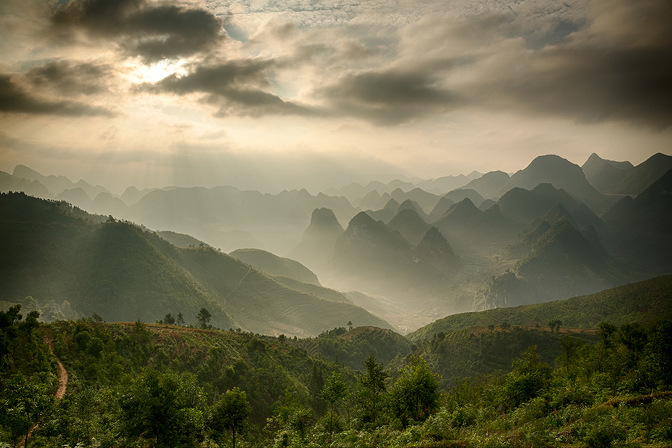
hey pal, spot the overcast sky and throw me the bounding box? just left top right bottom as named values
left=1, top=0, right=670, bottom=193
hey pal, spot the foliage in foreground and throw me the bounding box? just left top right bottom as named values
left=1, top=306, right=672, bottom=447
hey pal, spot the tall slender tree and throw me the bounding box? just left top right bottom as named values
left=211, top=387, right=251, bottom=448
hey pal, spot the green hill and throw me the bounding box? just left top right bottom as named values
left=409, top=275, right=672, bottom=341
left=296, top=325, right=412, bottom=370
left=399, top=325, right=598, bottom=388
left=230, top=248, right=321, bottom=286
left=270, top=275, right=353, bottom=304
left=516, top=219, right=625, bottom=299
left=0, top=192, right=390, bottom=337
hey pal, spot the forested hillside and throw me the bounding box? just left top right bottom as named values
left=1, top=304, right=671, bottom=447
left=0, top=192, right=390, bottom=336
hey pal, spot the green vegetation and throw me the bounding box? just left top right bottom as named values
left=0, top=192, right=390, bottom=337
left=230, top=248, right=321, bottom=286
left=410, top=274, right=672, bottom=341
left=2, top=306, right=672, bottom=448
left=294, top=326, right=411, bottom=371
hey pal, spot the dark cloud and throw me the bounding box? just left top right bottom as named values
left=317, top=69, right=461, bottom=125
left=142, top=60, right=313, bottom=117
left=478, top=44, right=672, bottom=129
left=26, top=60, right=113, bottom=96
left=51, top=0, right=224, bottom=63
left=466, top=0, right=672, bottom=129
left=0, top=74, right=118, bottom=117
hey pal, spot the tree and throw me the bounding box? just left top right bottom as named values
left=210, top=387, right=251, bottom=448
left=278, top=334, right=286, bottom=345
left=347, top=321, right=353, bottom=331
left=388, top=355, right=441, bottom=427
left=559, top=335, right=583, bottom=377
left=266, top=391, right=313, bottom=446
left=119, top=369, right=206, bottom=448
left=0, top=373, right=54, bottom=447
left=357, top=354, right=389, bottom=427
left=176, top=312, right=185, bottom=326
left=196, top=308, right=211, bottom=329
left=502, top=346, right=552, bottom=409
left=163, top=313, right=175, bottom=325
left=319, top=372, right=349, bottom=437
left=1, top=305, right=23, bottom=370
left=548, top=319, right=563, bottom=334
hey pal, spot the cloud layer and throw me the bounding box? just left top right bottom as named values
left=0, top=0, right=670, bottom=186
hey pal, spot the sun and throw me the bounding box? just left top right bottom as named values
left=127, top=58, right=186, bottom=83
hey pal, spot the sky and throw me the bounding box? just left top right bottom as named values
left=0, top=0, right=671, bottom=193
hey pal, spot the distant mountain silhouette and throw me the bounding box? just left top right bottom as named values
left=530, top=203, right=580, bottom=229
left=433, top=198, right=516, bottom=254
left=57, top=188, right=92, bottom=209
left=610, top=153, right=672, bottom=195
left=390, top=188, right=440, bottom=215
left=601, top=195, right=634, bottom=222
left=128, top=186, right=357, bottom=254
left=506, top=220, right=552, bottom=259
left=288, top=208, right=344, bottom=272
left=479, top=199, right=496, bottom=211
left=444, top=189, right=485, bottom=207
left=120, top=186, right=160, bottom=206
left=230, top=248, right=321, bottom=286
left=13, top=164, right=110, bottom=199
left=324, top=179, right=415, bottom=203
left=91, top=192, right=130, bottom=218
left=0, top=170, right=52, bottom=199
left=364, top=208, right=396, bottom=224
left=498, top=183, right=580, bottom=225
left=397, top=199, right=428, bottom=221
left=416, top=174, right=470, bottom=194
left=498, top=155, right=612, bottom=214
left=382, top=197, right=400, bottom=213
left=463, top=171, right=510, bottom=199
left=331, top=212, right=444, bottom=294
left=581, top=153, right=634, bottom=194
left=412, top=226, right=460, bottom=272
left=516, top=219, right=625, bottom=299
left=356, top=190, right=381, bottom=209
left=374, top=189, right=440, bottom=215
left=387, top=208, right=431, bottom=245
left=426, top=197, right=455, bottom=222
left=604, top=168, right=672, bottom=277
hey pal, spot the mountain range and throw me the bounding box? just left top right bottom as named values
left=2, top=151, right=671, bottom=334
left=0, top=192, right=389, bottom=336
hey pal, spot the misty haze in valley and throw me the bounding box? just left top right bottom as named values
left=3, top=152, right=672, bottom=335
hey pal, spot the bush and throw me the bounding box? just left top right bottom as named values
left=583, top=419, right=626, bottom=448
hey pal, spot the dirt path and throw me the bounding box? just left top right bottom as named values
left=45, top=337, right=68, bottom=399
left=17, top=338, right=68, bottom=448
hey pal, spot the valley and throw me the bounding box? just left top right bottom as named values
left=1, top=151, right=672, bottom=447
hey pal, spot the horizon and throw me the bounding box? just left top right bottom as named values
left=1, top=0, right=671, bottom=194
